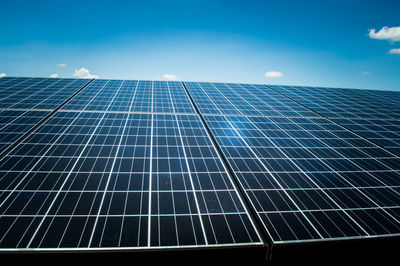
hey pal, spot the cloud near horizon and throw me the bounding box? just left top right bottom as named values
left=73, top=68, right=99, bottom=79
left=389, top=48, right=400, bottom=54
left=368, top=26, right=400, bottom=42
left=50, top=73, right=58, bottom=78
left=162, top=74, right=179, bottom=80
left=265, top=71, right=283, bottom=78
left=0, top=73, right=6, bottom=78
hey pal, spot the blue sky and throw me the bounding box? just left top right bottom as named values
left=0, top=0, right=399, bottom=90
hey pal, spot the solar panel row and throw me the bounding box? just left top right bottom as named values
left=0, top=77, right=400, bottom=257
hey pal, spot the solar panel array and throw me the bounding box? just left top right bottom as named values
left=1, top=77, right=400, bottom=255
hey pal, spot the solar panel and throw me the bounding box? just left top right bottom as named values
left=1, top=77, right=400, bottom=262
left=0, top=79, right=262, bottom=250
left=205, top=115, right=400, bottom=242
left=186, top=82, right=400, bottom=243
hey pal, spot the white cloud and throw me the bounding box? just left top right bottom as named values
left=389, top=48, right=400, bottom=54
left=57, top=63, right=67, bottom=67
left=265, top=71, right=283, bottom=78
left=0, top=73, right=6, bottom=78
left=50, top=73, right=58, bottom=78
left=72, top=68, right=99, bottom=79
left=362, top=71, right=371, bottom=75
left=368, top=26, right=400, bottom=42
left=162, top=74, right=179, bottom=80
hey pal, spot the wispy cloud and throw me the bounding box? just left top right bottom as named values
left=362, top=71, right=371, bottom=75
left=368, top=26, right=400, bottom=42
left=389, top=48, right=400, bottom=54
left=73, top=68, right=99, bottom=79
left=57, top=64, right=67, bottom=67
left=50, top=73, right=58, bottom=78
left=265, top=71, right=283, bottom=78
left=162, top=74, right=179, bottom=80
left=0, top=73, right=6, bottom=78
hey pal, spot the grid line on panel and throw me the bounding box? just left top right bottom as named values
left=60, top=108, right=400, bottom=121
left=0, top=79, right=94, bottom=161
left=147, top=81, right=154, bottom=247
left=60, top=110, right=198, bottom=116
left=271, top=231, right=400, bottom=245
left=0, top=212, right=250, bottom=218
left=182, top=82, right=267, bottom=245
left=265, top=85, right=400, bottom=160
left=0, top=108, right=54, bottom=112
